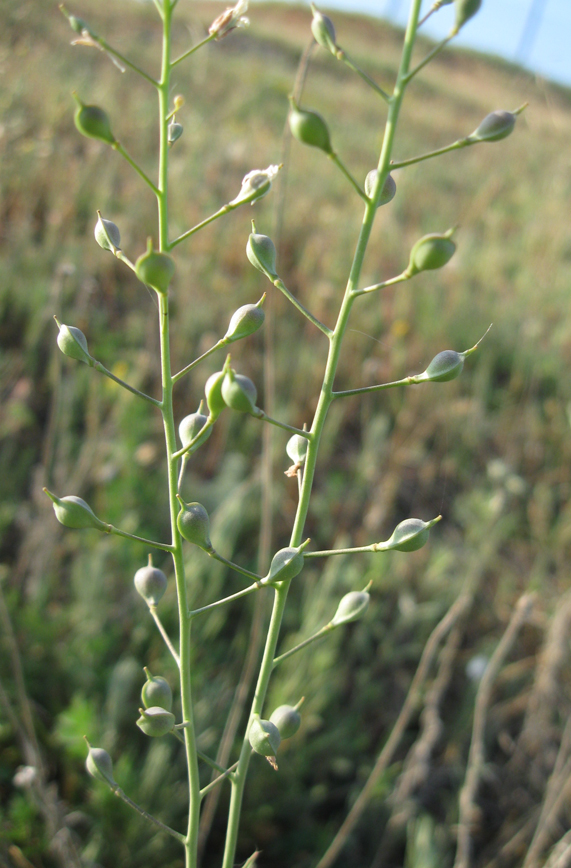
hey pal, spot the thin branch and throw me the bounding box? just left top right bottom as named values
left=113, top=785, right=185, bottom=843
left=170, top=205, right=230, bottom=249
left=171, top=32, right=216, bottom=67
left=92, top=361, right=161, bottom=407
left=404, top=36, right=453, bottom=83
left=273, top=623, right=334, bottom=668
left=172, top=339, right=228, bottom=383
left=97, top=37, right=159, bottom=86
left=149, top=606, right=180, bottom=667
left=189, top=581, right=264, bottom=619
left=272, top=278, right=332, bottom=337
left=197, top=750, right=232, bottom=776
left=252, top=409, right=313, bottom=439
left=336, top=49, right=390, bottom=102
left=332, top=373, right=423, bottom=400
left=353, top=272, right=411, bottom=295
left=108, top=525, right=174, bottom=553
left=390, top=138, right=471, bottom=170
left=112, top=142, right=160, bottom=196
left=172, top=418, right=216, bottom=461
left=200, top=761, right=239, bottom=798
left=453, top=594, right=535, bottom=868
left=207, top=550, right=264, bottom=584
left=329, top=152, right=369, bottom=202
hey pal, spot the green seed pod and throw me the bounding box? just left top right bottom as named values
left=246, top=225, right=278, bottom=279
left=310, top=4, right=337, bottom=54
left=269, top=705, right=301, bottom=740
left=94, top=214, right=121, bottom=252
left=406, top=230, right=456, bottom=276
left=469, top=110, right=516, bottom=143
left=249, top=717, right=281, bottom=760
left=179, top=410, right=211, bottom=449
left=452, top=0, right=482, bottom=33
left=288, top=99, right=333, bottom=154
left=85, top=743, right=115, bottom=785
left=73, top=94, right=116, bottom=145
left=389, top=518, right=430, bottom=552
left=176, top=498, right=213, bottom=551
left=229, top=165, right=280, bottom=206
left=424, top=349, right=464, bottom=382
left=364, top=170, right=397, bottom=207
left=134, top=559, right=168, bottom=606
left=267, top=547, right=305, bottom=584
left=44, top=489, right=109, bottom=531
left=141, top=670, right=173, bottom=712
left=286, top=434, right=308, bottom=466
left=55, top=318, right=93, bottom=365
left=167, top=121, right=183, bottom=146
left=221, top=368, right=258, bottom=413
left=205, top=370, right=226, bottom=419
left=224, top=296, right=265, bottom=342
left=135, top=239, right=175, bottom=295
left=331, top=589, right=370, bottom=626
left=136, top=706, right=175, bottom=737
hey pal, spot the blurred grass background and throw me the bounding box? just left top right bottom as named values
left=1, top=1, right=571, bottom=866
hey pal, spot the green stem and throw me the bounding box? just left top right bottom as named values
left=404, top=35, right=452, bottom=83
left=353, top=271, right=411, bottom=295
left=390, top=137, right=471, bottom=169
left=189, top=580, right=268, bottom=619
left=222, top=4, right=424, bottom=865
left=200, top=761, right=239, bottom=798
left=329, top=152, right=369, bottom=202
left=337, top=49, right=390, bottom=103
left=113, top=142, right=160, bottom=196
left=272, top=623, right=334, bottom=668
left=172, top=339, right=229, bottom=384
left=97, top=37, right=159, bottom=86
left=92, top=361, right=161, bottom=407
left=207, top=550, right=264, bottom=584
left=172, top=417, right=216, bottom=461
left=113, top=786, right=185, bottom=843
left=108, top=525, right=174, bottom=552
left=273, top=278, right=332, bottom=337
left=171, top=33, right=216, bottom=68
left=332, top=373, right=424, bottom=399
left=252, top=409, right=313, bottom=439
left=149, top=605, right=181, bottom=667
left=170, top=205, right=231, bottom=249
left=157, top=5, right=200, bottom=865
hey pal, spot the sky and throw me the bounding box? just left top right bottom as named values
left=251, top=0, right=571, bottom=88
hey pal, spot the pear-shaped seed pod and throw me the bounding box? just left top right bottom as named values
left=56, top=321, right=92, bottom=365
left=288, top=100, right=333, bottom=154
left=331, top=589, right=370, bottom=626
left=135, top=239, right=175, bottom=295
left=424, top=350, right=464, bottom=382
left=141, top=671, right=173, bottom=711
left=177, top=499, right=212, bottom=550
left=86, top=744, right=115, bottom=784
left=44, top=489, right=109, bottom=531
left=390, top=518, right=430, bottom=552
left=134, top=562, right=168, bottom=606
left=94, top=215, right=121, bottom=251
left=205, top=370, right=226, bottom=418
left=310, top=4, right=337, bottom=53
left=407, top=232, right=456, bottom=276
left=453, top=0, right=482, bottom=32
left=224, top=299, right=265, bottom=342
left=249, top=717, right=281, bottom=759
left=267, top=547, right=305, bottom=583
left=221, top=370, right=258, bottom=413
left=286, top=434, right=308, bottom=466
left=136, top=706, right=175, bottom=737
left=470, top=110, right=516, bottom=143
left=246, top=231, right=278, bottom=279
left=167, top=121, right=183, bottom=146
left=73, top=96, right=116, bottom=145
left=179, top=411, right=211, bottom=449
left=269, top=705, right=301, bottom=740
left=364, top=170, right=397, bottom=207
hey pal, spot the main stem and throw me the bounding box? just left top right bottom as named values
left=157, top=3, right=200, bottom=866
left=221, top=1, right=423, bottom=865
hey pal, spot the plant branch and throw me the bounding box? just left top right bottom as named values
left=172, top=417, right=216, bottom=461
left=272, top=278, right=332, bottom=337
left=390, top=137, right=471, bottom=169
left=336, top=49, right=390, bottom=102
left=171, top=33, right=216, bottom=67
left=332, top=373, right=424, bottom=399
left=149, top=606, right=181, bottom=667
left=353, top=271, right=411, bottom=295
left=170, top=205, right=231, bottom=249
left=404, top=35, right=452, bottom=83
left=252, top=408, right=313, bottom=439
left=97, top=36, right=159, bottom=86
left=189, top=579, right=268, bottom=619
left=329, top=152, right=369, bottom=202
left=172, top=339, right=229, bottom=383
left=272, top=623, right=334, bottom=668
left=207, top=550, right=264, bottom=584
left=112, top=785, right=185, bottom=843
left=200, top=761, right=239, bottom=798
left=92, top=361, right=161, bottom=407
left=108, top=525, right=174, bottom=552
left=113, top=142, right=160, bottom=196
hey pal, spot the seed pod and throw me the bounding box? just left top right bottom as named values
left=167, top=121, right=183, bottom=146
left=389, top=518, right=430, bottom=552
left=270, top=705, right=301, bottom=740
left=331, top=589, right=370, bottom=626
left=364, top=170, right=397, bottom=207
left=179, top=409, right=211, bottom=449
left=73, top=94, right=116, bottom=145
left=310, top=4, right=337, bottom=54
left=286, top=434, right=308, bottom=466
left=288, top=98, right=333, bottom=154
left=249, top=717, right=281, bottom=760
left=469, top=110, right=516, bottom=143
left=229, top=165, right=280, bottom=206
left=224, top=296, right=265, bottom=342
left=267, top=547, right=305, bottom=583
left=85, top=743, right=115, bottom=785
left=424, top=349, right=464, bottom=382
left=406, top=230, right=456, bottom=276
left=136, top=706, right=175, bottom=737
left=141, top=670, right=173, bottom=711
left=134, top=559, right=168, bottom=606
left=94, top=214, right=121, bottom=252
left=55, top=318, right=93, bottom=365
left=44, top=489, right=109, bottom=531
left=247, top=228, right=278, bottom=279
left=452, top=0, right=482, bottom=33
left=135, top=239, right=175, bottom=295
left=176, top=498, right=213, bottom=551
left=205, top=370, right=226, bottom=418
left=221, top=368, right=258, bottom=413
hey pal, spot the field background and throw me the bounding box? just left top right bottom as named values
left=2, top=1, right=571, bottom=867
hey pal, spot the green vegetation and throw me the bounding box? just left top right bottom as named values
left=1, top=1, right=571, bottom=867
